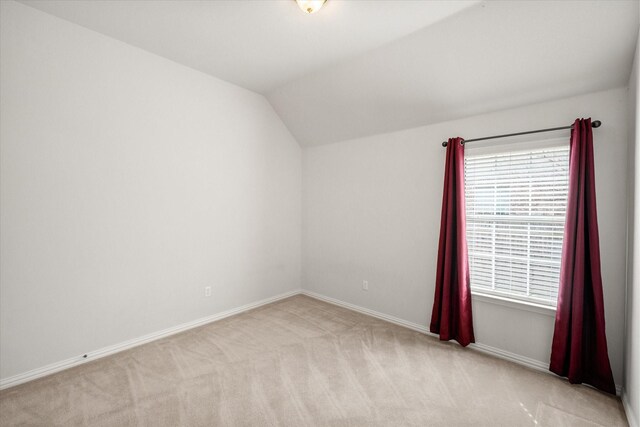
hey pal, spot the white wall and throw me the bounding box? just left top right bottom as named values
left=625, top=29, right=640, bottom=427
left=303, top=88, right=628, bottom=387
left=0, top=1, right=301, bottom=381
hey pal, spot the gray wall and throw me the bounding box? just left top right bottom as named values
left=625, top=28, right=640, bottom=427
left=303, top=88, right=629, bottom=388
left=0, top=2, right=301, bottom=381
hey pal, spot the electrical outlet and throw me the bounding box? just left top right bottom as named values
left=362, top=280, right=369, bottom=291
left=205, top=286, right=212, bottom=297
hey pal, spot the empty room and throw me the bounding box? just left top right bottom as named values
left=1, top=0, right=639, bottom=425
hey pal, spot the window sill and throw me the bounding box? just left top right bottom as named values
left=471, top=291, right=557, bottom=317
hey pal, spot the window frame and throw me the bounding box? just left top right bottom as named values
left=463, top=137, right=570, bottom=310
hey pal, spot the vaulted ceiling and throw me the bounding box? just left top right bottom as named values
left=19, top=0, right=640, bottom=146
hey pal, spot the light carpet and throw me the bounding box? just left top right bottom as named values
left=0, top=295, right=627, bottom=426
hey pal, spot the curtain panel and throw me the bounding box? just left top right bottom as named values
left=549, top=118, right=616, bottom=394
left=430, top=137, right=475, bottom=347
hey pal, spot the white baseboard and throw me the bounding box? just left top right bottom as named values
left=302, top=290, right=432, bottom=335
left=300, top=289, right=623, bottom=396
left=468, top=341, right=548, bottom=372
left=622, top=389, right=639, bottom=427
left=0, top=289, right=301, bottom=390
left=3, top=288, right=625, bottom=402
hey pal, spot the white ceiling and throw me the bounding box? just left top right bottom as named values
left=268, top=0, right=640, bottom=146
left=19, top=0, right=478, bottom=93
left=18, top=0, right=640, bottom=147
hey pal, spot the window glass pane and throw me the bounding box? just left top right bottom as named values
left=464, top=146, right=569, bottom=306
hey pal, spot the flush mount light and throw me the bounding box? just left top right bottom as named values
left=295, top=0, right=326, bottom=14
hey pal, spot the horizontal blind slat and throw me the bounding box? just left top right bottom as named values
left=464, top=145, right=569, bottom=306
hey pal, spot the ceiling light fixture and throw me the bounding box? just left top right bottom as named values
left=295, top=0, right=326, bottom=15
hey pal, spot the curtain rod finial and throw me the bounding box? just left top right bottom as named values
left=442, top=141, right=448, bottom=147
left=592, top=120, right=602, bottom=128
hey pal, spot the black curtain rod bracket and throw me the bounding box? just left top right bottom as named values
left=441, top=120, right=602, bottom=147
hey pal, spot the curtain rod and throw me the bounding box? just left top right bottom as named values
left=441, top=120, right=602, bottom=147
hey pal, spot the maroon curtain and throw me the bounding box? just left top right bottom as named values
left=550, top=118, right=616, bottom=394
left=430, top=137, right=475, bottom=347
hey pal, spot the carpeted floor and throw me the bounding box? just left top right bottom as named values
left=0, top=294, right=628, bottom=426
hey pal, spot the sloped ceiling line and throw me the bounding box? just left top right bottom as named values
left=18, top=0, right=640, bottom=147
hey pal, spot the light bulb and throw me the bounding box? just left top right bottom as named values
left=295, top=0, right=326, bottom=15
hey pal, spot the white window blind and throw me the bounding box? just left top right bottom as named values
left=464, top=145, right=569, bottom=306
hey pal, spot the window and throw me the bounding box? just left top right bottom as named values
left=464, top=145, right=569, bottom=307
